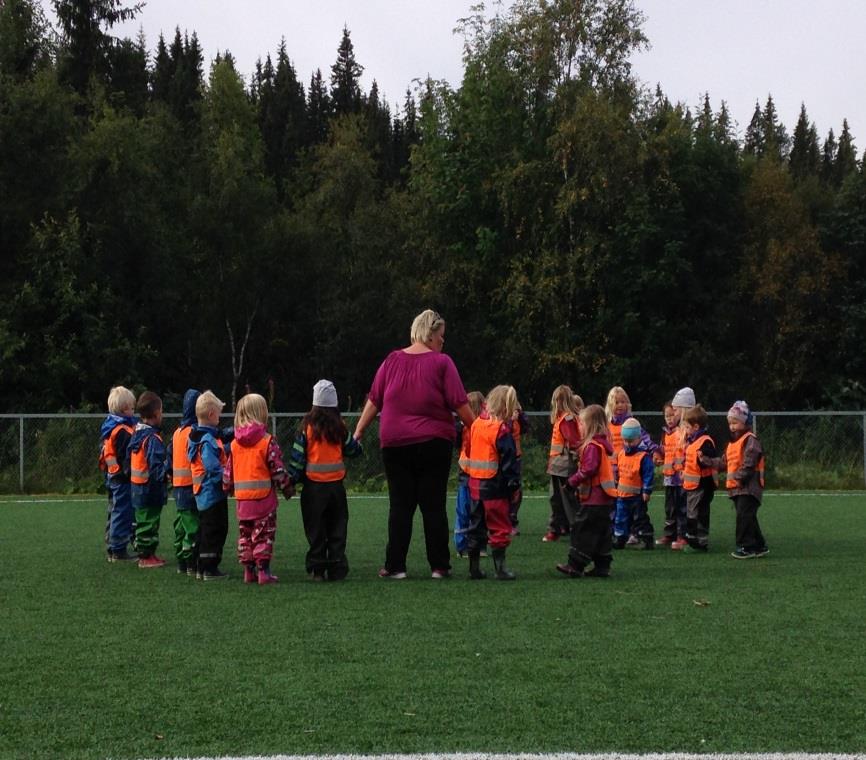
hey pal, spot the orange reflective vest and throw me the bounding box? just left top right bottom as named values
left=548, top=413, right=573, bottom=460
left=191, top=437, right=225, bottom=494
left=458, top=422, right=473, bottom=474
left=683, top=434, right=715, bottom=491
left=608, top=421, right=624, bottom=456
left=577, top=440, right=618, bottom=500
left=232, top=435, right=272, bottom=498
left=662, top=428, right=684, bottom=478
left=99, top=423, right=133, bottom=475
left=616, top=449, right=647, bottom=498
left=467, top=417, right=501, bottom=480
left=172, top=425, right=194, bottom=487
left=130, top=430, right=162, bottom=485
left=305, top=425, right=346, bottom=482
left=725, top=432, right=765, bottom=490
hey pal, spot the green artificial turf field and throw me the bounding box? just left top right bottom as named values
left=1, top=493, right=865, bottom=760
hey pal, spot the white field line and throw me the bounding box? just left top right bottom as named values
left=141, top=753, right=866, bottom=760
left=2, top=492, right=865, bottom=505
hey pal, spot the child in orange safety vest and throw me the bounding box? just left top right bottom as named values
left=128, top=391, right=168, bottom=569
left=681, top=404, right=718, bottom=552
left=455, top=390, right=486, bottom=556
left=700, top=400, right=768, bottom=559
left=223, top=392, right=294, bottom=585
left=612, top=417, right=655, bottom=550
left=466, top=384, right=522, bottom=581
left=543, top=385, right=583, bottom=542
left=287, top=380, right=361, bottom=581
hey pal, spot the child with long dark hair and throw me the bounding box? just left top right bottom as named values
left=288, top=380, right=362, bottom=581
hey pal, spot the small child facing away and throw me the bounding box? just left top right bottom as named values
left=654, top=401, right=687, bottom=549
left=558, top=404, right=617, bottom=578
left=188, top=391, right=230, bottom=580
left=168, top=389, right=202, bottom=576
left=681, top=404, right=717, bottom=552
left=129, top=391, right=168, bottom=568
left=612, top=417, right=655, bottom=550
left=543, top=385, right=582, bottom=542
left=701, top=401, right=768, bottom=559
left=223, top=393, right=294, bottom=585
left=455, top=391, right=486, bottom=557
left=287, top=380, right=362, bottom=581
left=99, top=386, right=137, bottom=563
left=466, top=385, right=522, bottom=581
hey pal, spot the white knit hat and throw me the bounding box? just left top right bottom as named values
left=672, top=387, right=696, bottom=408
left=312, top=379, right=338, bottom=408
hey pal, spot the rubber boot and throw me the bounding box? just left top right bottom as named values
left=468, top=550, right=486, bottom=580
left=243, top=563, right=257, bottom=584
left=491, top=548, right=516, bottom=581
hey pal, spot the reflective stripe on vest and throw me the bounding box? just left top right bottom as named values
left=468, top=417, right=501, bottom=480
left=683, top=434, right=714, bottom=491
left=725, top=432, right=765, bottom=490
left=191, top=438, right=225, bottom=494
left=305, top=425, right=345, bottom=482
left=616, top=449, right=647, bottom=498
left=232, top=435, right=272, bottom=499
left=101, top=424, right=133, bottom=475
left=548, top=414, right=572, bottom=460
left=609, top=422, right=624, bottom=456
left=458, top=424, right=472, bottom=473
left=172, top=425, right=194, bottom=487
left=577, top=440, right=617, bottom=500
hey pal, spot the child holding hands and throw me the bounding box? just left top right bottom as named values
left=223, top=393, right=294, bottom=585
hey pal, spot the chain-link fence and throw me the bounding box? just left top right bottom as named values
left=0, top=411, right=864, bottom=494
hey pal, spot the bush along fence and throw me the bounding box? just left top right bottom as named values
left=0, top=411, right=864, bottom=495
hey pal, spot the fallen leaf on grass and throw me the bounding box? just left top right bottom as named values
left=154, top=734, right=164, bottom=740
left=403, top=712, right=416, bottom=717
left=693, top=599, right=710, bottom=607
left=303, top=729, right=316, bottom=734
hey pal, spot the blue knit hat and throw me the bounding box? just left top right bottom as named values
left=621, top=417, right=641, bottom=441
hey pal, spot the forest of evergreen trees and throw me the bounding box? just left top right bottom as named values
left=1, top=0, right=865, bottom=413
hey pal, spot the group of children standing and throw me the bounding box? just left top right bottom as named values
left=99, top=380, right=359, bottom=583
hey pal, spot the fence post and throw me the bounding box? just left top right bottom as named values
left=19, top=416, right=24, bottom=493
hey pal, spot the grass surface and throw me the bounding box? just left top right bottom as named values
left=1, top=493, right=865, bottom=760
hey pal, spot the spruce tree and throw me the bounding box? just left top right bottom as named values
left=821, top=128, right=837, bottom=183
left=761, top=94, right=789, bottom=161
left=330, top=25, right=363, bottom=115
left=789, top=103, right=820, bottom=181
left=0, top=0, right=50, bottom=80
left=835, top=119, right=858, bottom=183
left=307, top=68, right=332, bottom=144
left=151, top=32, right=171, bottom=102
left=743, top=100, right=764, bottom=156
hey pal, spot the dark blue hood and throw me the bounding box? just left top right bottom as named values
left=181, top=389, right=201, bottom=427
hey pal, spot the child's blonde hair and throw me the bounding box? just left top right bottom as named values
left=235, top=393, right=268, bottom=428
left=107, top=386, right=136, bottom=415
left=573, top=394, right=584, bottom=411
left=605, top=386, right=632, bottom=420
left=579, top=404, right=610, bottom=455
left=550, top=384, right=582, bottom=424
left=486, top=385, right=518, bottom=422
left=195, top=390, right=225, bottom=422
left=466, top=390, right=486, bottom=418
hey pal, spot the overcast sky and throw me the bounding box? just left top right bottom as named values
left=92, top=0, right=865, bottom=148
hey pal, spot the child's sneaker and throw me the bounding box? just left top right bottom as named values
left=138, top=554, right=166, bottom=569
left=202, top=568, right=228, bottom=581
left=731, top=547, right=756, bottom=559
left=655, top=536, right=673, bottom=546
left=542, top=531, right=559, bottom=542
left=107, top=549, right=138, bottom=562
left=754, top=546, right=770, bottom=558
left=243, top=565, right=257, bottom=584
left=431, top=568, right=451, bottom=579
left=555, top=562, right=583, bottom=578
left=625, top=535, right=640, bottom=546
left=670, top=538, right=688, bottom=551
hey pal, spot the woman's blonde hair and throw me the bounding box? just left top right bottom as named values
left=107, top=386, right=136, bottom=415
left=579, top=404, right=610, bottom=455
left=605, top=386, right=631, bottom=420
left=235, top=393, right=269, bottom=428
left=410, top=309, right=445, bottom=345
left=466, top=390, right=486, bottom=417
left=550, top=384, right=581, bottom=423
left=486, top=385, right=518, bottom=423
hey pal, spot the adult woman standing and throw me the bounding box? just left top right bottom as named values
left=354, top=309, right=475, bottom=579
